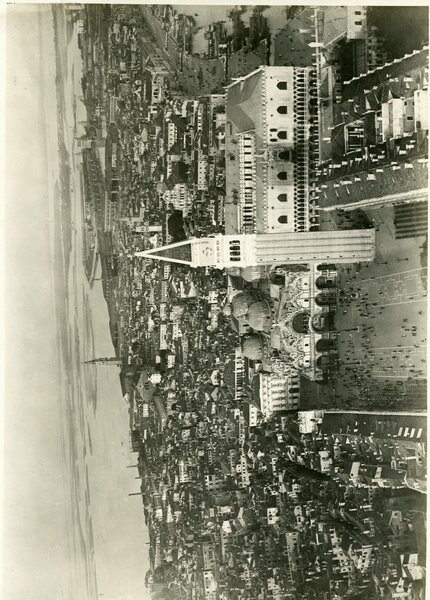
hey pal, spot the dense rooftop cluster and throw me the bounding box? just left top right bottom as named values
left=74, top=4, right=428, bottom=599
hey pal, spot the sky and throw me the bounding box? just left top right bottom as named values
left=3, top=5, right=73, bottom=598
left=2, top=5, right=150, bottom=599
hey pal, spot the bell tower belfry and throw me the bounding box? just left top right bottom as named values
left=134, top=229, right=375, bottom=269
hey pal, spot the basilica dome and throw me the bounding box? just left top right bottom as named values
left=243, top=334, right=264, bottom=360
left=231, top=291, right=255, bottom=318
left=248, top=301, right=271, bottom=332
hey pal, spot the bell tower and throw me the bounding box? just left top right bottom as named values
left=134, top=229, right=375, bottom=269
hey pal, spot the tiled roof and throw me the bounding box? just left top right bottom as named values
left=319, top=157, right=428, bottom=209
left=225, top=68, right=268, bottom=234
left=337, top=48, right=428, bottom=126
left=342, top=47, right=429, bottom=102
left=226, top=68, right=265, bottom=134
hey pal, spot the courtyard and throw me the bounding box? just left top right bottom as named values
left=301, top=203, right=427, bottom=410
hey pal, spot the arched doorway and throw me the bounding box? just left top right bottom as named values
left=291, top=312, right=310, bottom=334
left=312, top=313, right=335, bottom=333
left=317, top=264, right=336, bottom=272
left=315, top=292, right=337, bottom=307
left=316, top=276, right=337, bottom=290
left=317, top=354, right=338, bottom=368
left=316, top=338, right=336, bottom=352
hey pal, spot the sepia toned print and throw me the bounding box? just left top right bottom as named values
left=3, top=4, right=428, bottom=600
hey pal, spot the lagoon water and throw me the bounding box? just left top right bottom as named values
left=4, top=6, right=149, bottom=599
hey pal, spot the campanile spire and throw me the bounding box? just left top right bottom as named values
left=134, top=230, right=375, bottom=269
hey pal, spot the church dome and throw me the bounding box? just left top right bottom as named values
left=243, top=335, right=264, bottom=360
left=248, top=301, right=271, bottom=332
left=231, top=291, right=255, bottom=318
left=240, top=265, right=265, bottom=282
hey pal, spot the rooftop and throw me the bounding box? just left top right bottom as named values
left=226, top=68, right=265, bottom=135
left=225, top=68, right=269, bottom=234
left=342, top=46, right=429, bottom=103
left=319, top=156, right=428, bottom=210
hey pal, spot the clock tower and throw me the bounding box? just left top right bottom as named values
left=134, top=229, right=375, bottom=269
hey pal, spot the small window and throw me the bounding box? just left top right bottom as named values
left=277, top=106, right=287, bottom=114
left=277, top=172, right=287, bottom=180
left=277, top=131, right=287, bottom=140
left=355, top=20, right=362, bottom=26
left=229, top=240, right=240, bottom=253
left=278, top=215, right=288, bottom=224
left=355, top=10, right=362, bottom=15
left=278, top=194, right=287, bottom=202
left=277, top=81, right=287, bottom=90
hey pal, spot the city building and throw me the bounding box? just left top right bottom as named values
left=77, top=6, right=428, bottom=599
left=252, top=369, right=300, bottom=418
left=143, top=64, right=169, bottom=106
left=224, top=66, right=315, bottom=236
left=104, top=190, right=119, bottom=231
left=163, top=182, right=192, bottom=215
left=319, top=46, right=429, bottom=219
left=134, top=229, right=375, bottom=269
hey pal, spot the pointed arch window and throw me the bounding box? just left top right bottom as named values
left=278, top=193, right=287, bottom=202
left=277, top=105, right=287, bottom=114
left=277, top=131, right=287, bottom=140
left=278, top=215, right=288, bottom=224
left=277, top=171, right=287, bottom=180
left=277, top=81, right=287, bottom=90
